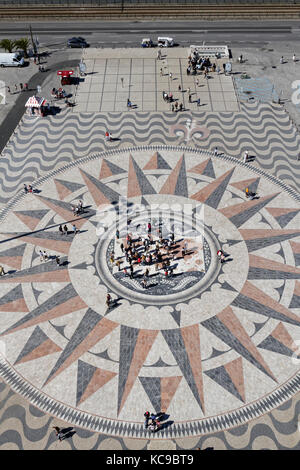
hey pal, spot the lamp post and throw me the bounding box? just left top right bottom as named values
left=29, top=24, right=37, bottom=56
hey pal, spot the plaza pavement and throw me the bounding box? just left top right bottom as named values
left=0, top=47, right=299, bottom=451
left=74, top=48, right=238, bottom=113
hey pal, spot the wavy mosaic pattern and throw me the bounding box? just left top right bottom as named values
left=0, top=379, right=299, bottom=450
left=0, top=101, right=299, bottom=211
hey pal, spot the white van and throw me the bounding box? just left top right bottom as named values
left=0, top=52, right=24, bottom=67
left=157, top=37, right=174, bottom=47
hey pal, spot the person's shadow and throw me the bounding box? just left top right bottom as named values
left=61, top=427, right=76, bottom=440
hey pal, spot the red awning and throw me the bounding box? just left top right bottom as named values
left=57, top=70, right=74, bottom=77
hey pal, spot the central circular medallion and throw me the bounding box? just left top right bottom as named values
left=95, top=206, right=221, bottom=305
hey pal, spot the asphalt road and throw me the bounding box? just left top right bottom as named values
left=0, top=20, right=300, bottom=50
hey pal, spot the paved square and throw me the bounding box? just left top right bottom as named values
left=0, top=48, right=299, bottom=447
left=73, top=50, right=240, bottom=113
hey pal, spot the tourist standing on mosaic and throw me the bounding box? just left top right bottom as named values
left=106, top=293, right=112, bottom=307
left=53, top=426, right=64, bottom=441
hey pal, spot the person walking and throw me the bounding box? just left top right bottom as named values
left=63, top=224, right=68, bottom=235
left=217, top=250, right=225, bottom=263
left=188, top=94, right=192, bottom=103
left=129, top=264, right=134, bottom=278
left=214, top=147, right=218, bottom=156
left=0, top=265, right=6, bottom=276
left=175, top=101, right=178, bottom=111
left=120, top=242, right=124, bottom=253
left=59, top=224, right=63, bottom=235
left=55, top=255, right=60, bottom=266
left=14, top=84, right=18, bottom=93
left=106, top=293, right=112, bottom=307
left=105, top=131, right=112, bottom=142
left=39, top=250, right=44, bottom=262
left=120, top=77, right=124, bottom=87
left=280, top=56, right=284, bottom=64
left=144, top=411, right=150, bottom=429
left=169, top=72, right=172, bottom=80
left=7, top=86, right=10, bottom=94
left=243, top=150, right=249, bottom=163
left=72, top=224, right=78, bottom=235
left=116, top=259, right=122, bottom=271
left=43, top=251, right=48, bottom=261
left=23, top=183, right=28, bottom=193
left=293, top=53, right=296, bottom=62
left=20, top=83, right=23, bottom=92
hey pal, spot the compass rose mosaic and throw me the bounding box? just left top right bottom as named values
left=0, top=146, right=299, bottom=438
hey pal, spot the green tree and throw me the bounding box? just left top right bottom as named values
left=14, top=38, right=30, bottom=58
left=0, top=39, right=15, bottom=53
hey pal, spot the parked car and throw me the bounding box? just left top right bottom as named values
left=67, top=37, right=88, bottom=48
left=157, top=37, right=174, bottom=47
left=141, top=38, right=154, bottom=48
left=0, top=52, right=24, bottom=67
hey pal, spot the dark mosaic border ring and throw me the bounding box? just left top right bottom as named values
left=0, top=357, right=300, bottom=438
left=0, top=145, right=299, bottom=438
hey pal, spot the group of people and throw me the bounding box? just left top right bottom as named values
left=59, top=223, right=79, bottom=236
left=51, top=87, right=67, bottom=100
left=24, top=183, right=34, bottom=193
left=109, top=222, right=190, bottom=288
left=7, top=83, right=28, bottom=94
left=144, top=411, right=162, bottom=432
left=245, top=186, right=256, bottom=200
left=39, top=250, right=61, bottom=266
left=71, top=200, right=84, bottom=216
left=187, top=52, right=219, bottom=76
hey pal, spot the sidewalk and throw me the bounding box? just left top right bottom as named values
left=0, top=59, right=79, bottom=153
